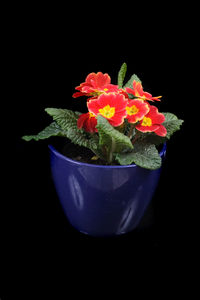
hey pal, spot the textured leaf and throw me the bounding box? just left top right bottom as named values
left=118, top=62, right=127, bottom=88
left=45, top=108, right=98, bottom=150
left=45, top=108, right=81, bottom=130
left=141, top=132, right=166, bottom=146
left=162, top=112, right=184, bottom=139
left=96, top=115, right=133, bottom=154
left=123, top=74, right=142, bottom=89
left=22, top=122, right=65, bottom=141
left=115, top=141, right=161, bottom=170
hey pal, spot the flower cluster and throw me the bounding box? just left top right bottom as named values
left=74, top=72, right=167, bottom=137
left=22, top=63, right=183, bottom=169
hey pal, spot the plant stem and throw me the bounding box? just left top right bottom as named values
left=128, top=124, right=135, bottom=138
left=102, top=145, right=107, bottom=158
left=108, top=137, right=116, bottom=163
left=116, top=123, right=125, bottom=133
left=132, top=132, right=140, bottom=145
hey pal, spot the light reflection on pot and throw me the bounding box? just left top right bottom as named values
left=68, top=174, right=84, bottom=210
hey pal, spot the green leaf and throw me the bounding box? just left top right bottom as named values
left=22, top=122, right=65, bottom=141
left=140, top=132, right=166, bottom=146
left=162, top=112, right=184, bottom=139
left=96, top=115, right=133, bottom=160
left=115, top=141, right=161, bottom=170
left=118, top=62, right=127, bottom=88
left=123, top=74, right=142, bottom=89
left=45, top=108, right=98, bottom=151
left=45, top=108, right=81, bottom=129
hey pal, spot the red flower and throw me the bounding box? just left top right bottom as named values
left=136, top=105, right=167, bottom=136
left=77, top=112, right=97, bottom=133
left=87, top=93, right=128, bottom=127
left=125, top=80, right=162, bottom=102
left=126, top=99, right=149, bottom=123
left=73, top=72, right=118, bottom=99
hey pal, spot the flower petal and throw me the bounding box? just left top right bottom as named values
left=96, top=72, right=111, bottom=87
left=126, top=99, right=149, bottom=123
left=88, top=93, right=128, bottom=127
left=154, top=124, right=167, bottom=137
left=136, top=123, right=160, bottom=133
left=77, top=113, right=89, bottom=129
left=87, top=99, right=101, bottom=115
left=85, top=116, right=97, bottom=133
left=109, top=111, right=127, bottom=127
left=73, top=91, right=85, bottom=98
left=151, top=96, right=162, bottom=101
left=85, top=73, right=97, bottom=85
left=133, top=81, right=144, bottom=97
left=125, top=87, right=135, bottom=95
left=77, top=112, right=97, bottom=133
left=143, top=91, right=153, bottom=100
left=148, top=106, right=165, bottom=124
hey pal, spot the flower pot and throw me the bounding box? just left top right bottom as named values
left=49, top=143, right=166, bottom=237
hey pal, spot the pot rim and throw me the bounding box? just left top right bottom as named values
left=48, top=142, right=167, bottom=169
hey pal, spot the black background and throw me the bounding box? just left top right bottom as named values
left=1, top=2, right=197, bottom=297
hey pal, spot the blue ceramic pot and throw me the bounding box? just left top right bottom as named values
left=49, top=143, right=166, bottom=237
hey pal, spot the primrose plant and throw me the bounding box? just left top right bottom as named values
left=23, top=63, right=183, bottom=169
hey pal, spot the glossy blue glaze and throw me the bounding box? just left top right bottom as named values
left=49, top=143, right=166, bottom=237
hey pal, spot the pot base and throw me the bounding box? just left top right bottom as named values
left=49, top=143, right=166, bottom=237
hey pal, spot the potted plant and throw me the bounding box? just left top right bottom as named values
left=22, top=63, right=183, bottom=237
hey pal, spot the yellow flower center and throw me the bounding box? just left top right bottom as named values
left=89, top=112, right=95, bottom=118
left=99, top=105, right=115, bottom=118
left=141, top=117, right=152, bottom=126
left=104, top=88, right=108, bottom=91
left=126, top=105, right=139, bottom=116
left=93, top=90, right=103, bottom=96
left=140, top=96, right=147, bottom=100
